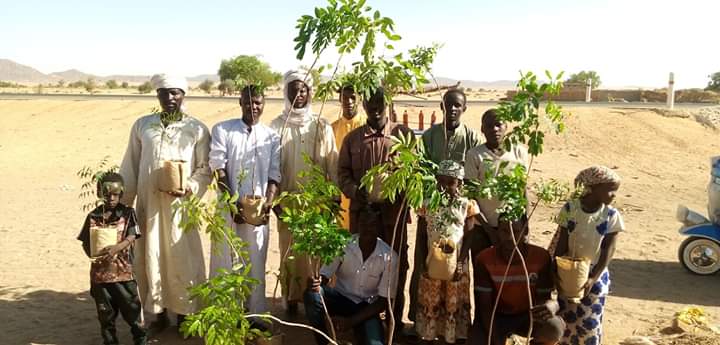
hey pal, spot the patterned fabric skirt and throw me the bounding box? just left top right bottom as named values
left=415, top=271, right=471, bottom=343
left=558, top=268, right=610, bottom=345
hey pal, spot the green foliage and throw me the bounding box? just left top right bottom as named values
left=566, top=70, right=601, bottom=89
left=218, top=55, right=281, bottom=93
left=198, top=79, right=215, bottom=94
left=121, top=81, right=129, bottom=89
left=105, top=79, right=119, bottom=89
left=294, top=0, right=437, bottom=105
left=138, top=81, right=153, bottom=94
left=532, top=178, right=571, bottom=205
left=0, top=80, right=24, bottom=88
left=175, top=181, right=269, bottom=344
left=57, top=79, right=66, bottom=88
left=361, top=131, right=441, bottom=210
left=275, top=155, right=351, bottom=266
left=467, top=71, right=568, bottom=222
left=293, top=0, right=398, bottom=61
left=496, top=71, right=566, bottom=157
left=85, top=78, right=96, bottom=93
left=76, top=155, right=119, bottom=211
left=707, top=71, right=720, bottom=92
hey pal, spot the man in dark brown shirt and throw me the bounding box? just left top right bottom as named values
left=337, top=87, right=413, bottom=334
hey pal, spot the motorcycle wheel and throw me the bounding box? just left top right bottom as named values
left=678, top=236, right=720, bottom=275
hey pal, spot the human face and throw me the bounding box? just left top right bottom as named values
left=363, top=95, right=387, bottom=129
left=591, top=182, right=620, bottom=205
left=496, top=219, right=527, bottom=260
left=441, top=92, right=466, bottom=130
left=481, top=113, right=506, bottom=147
left=287, top=80, right=309, bottom=109
left=340, top=89, right=358, bottom=119
left=104, top=191, right=121, bottom=208
left=240, top=94, right=265, bottom=125
left=437, top=175, right=461, bottom=197
left=156, top=88, right=185, bottom=113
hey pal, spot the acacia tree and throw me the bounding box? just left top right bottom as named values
left=706, top=71, right=720, bottom=92
left=566, top=70, right=601, bottom=89
left=218, top=55, right=281, bottom=90
left=198, top=79, right=215, bottom=94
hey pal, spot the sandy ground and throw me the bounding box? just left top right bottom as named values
left=1, top=98, right=720, bottom=345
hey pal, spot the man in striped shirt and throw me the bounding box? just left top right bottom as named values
left=470, top=214, right=565, bottom=345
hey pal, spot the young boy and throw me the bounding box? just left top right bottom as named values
left=470, top=215, right=564, bottom=345
left=77, top=172, right=147, bottom=345
left=465, top=109, right=529, bottom=246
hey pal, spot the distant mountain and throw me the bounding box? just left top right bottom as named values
left=1, top=58, right=513, bottom=89
left=49, top=69, right=96, bottom=82
left=0, top=59, right=51, bottom=83
left=0, top=59, right=222, bottom=85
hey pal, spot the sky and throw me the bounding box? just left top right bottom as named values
left=1, top=0, right=718, bottom=89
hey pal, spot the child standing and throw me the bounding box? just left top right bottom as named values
left=415, top=160, right=480, bottom=344
left=551, top=166, right=624, bottom=345
left=77, top=173, right=147, bottom=345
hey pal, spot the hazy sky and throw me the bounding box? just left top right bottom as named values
left=2, top=0, right=718, bottom=88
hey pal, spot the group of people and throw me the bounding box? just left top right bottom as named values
left=78, top=69, right=624, bottom=345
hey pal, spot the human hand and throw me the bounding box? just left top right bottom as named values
left=531, top=300, right=559, bottom=321
left=259, top=202, right=272, bottom=225
left=167, top=187, right=191, bottom=198
left=272, top=204, right=283, bottom=218
left=233, top=203, right=247, bottom=225
left=307, top=276, right=322, bottom=293
left=581, top=277, right=597, bottom=296
left=356, top=187, right=369, bottom=204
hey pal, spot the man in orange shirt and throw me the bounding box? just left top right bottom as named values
left=470, top=214, right=564, bottom=345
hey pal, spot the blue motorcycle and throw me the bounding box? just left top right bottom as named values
left=677, top=205, right=720, bottom=275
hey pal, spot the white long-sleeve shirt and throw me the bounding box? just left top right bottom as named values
left=209, top=119, right=281, bottom=197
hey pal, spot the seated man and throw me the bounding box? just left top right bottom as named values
left=304, top=223, right=399, bottom=345
left=470, top=214, right=565, bottom=345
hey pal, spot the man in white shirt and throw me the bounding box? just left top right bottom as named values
left=208, top=85, right=280, bottom=314
left=304, top=225, right=398, bottom=345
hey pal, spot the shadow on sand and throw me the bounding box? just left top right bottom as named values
left=610, top=258, right=720, bottom=307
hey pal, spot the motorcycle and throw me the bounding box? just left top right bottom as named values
left=676, top=205, right=720, bottom=275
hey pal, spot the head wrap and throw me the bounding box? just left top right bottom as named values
left=438, top=160, right=464, bottom=180
left=150, top=74, right=188, bottom=94
left=574, top=166, right=621, bottom=189
left=281, top=69, right=314, bottom=126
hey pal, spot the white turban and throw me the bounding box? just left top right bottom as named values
left=150, top=74, right=188, bottom=94
left=281, top=69, right=314, bottom=126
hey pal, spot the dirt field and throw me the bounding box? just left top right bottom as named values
left=1, top=97, right=719, bottom=345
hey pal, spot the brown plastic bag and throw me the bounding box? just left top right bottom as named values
left=426, top=238, right=457, bottom=281
left=90, top=226, right=118, bottom=257
left=158, top=160, right=187, bottom=192
left=556, top=256, right=591, bottom=303
left=240, top=195, right=267, bottom=226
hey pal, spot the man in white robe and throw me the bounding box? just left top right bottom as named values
left=208, top=85, right=280, bottom=315
left=119, top=74, right=210, bottom=330
left=269, top=69, right=338, bottom=313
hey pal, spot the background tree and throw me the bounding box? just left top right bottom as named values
left=218, top=79, right=236, bottom=96
left=566, top=70, right=601, bottom=89
left=706, top=72, right=720, bottom=91
left=198, top=79, right=215, bottom=94
left=121, top=81, right=129, bottom=89
left=217, top=55, right=281, bottom=89
left=85, top=78, right=96, bottom=93
left=57, top=79, right=66, bottom=88
left=105, top=80, right=119, bottom=89
left=137, top=81, right=153, bottom=94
